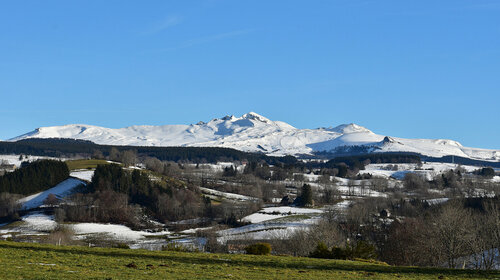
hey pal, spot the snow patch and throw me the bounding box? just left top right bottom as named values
left=70, top=170, right=94, bottom=181
left=71, top=223, right=169, bottom=241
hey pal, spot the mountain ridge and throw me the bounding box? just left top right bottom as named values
left=9, top=112, right=500, bottom=162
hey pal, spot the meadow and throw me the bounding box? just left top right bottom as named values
left=0, top=241, right=498, bottom=280
left=65, top=159, right=111, bottom=171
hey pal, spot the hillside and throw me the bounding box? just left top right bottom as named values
left=0, top=241, right=498, bottom=280
left=9, top=112, right=500, bottom=161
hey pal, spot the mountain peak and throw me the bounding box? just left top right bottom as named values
left=329, top=123, right=372, bottom=134
left=241, top=112, right=271, bottom=123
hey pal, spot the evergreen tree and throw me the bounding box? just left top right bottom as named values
left=0, top=159, right=69, bottom=195
left=297, top=184, right=313, bottom=207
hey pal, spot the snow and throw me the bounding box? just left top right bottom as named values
left=243, top=206, right=323, bottom=223
left=425, top=198, right=449, bottom=205
left=70, top=170, right=94, bottom=181
left=364, top=163, right=444, bottom=178
left=259, top=206, right=323, bottom=214
left=242, top=213, right=280, bottom=223
left=0, top=212, right=57, bottom=235
left=199, top=187, right=258, bottom=201
left=71, top=223, right=169, bottom=241
left=180, top=226, right=214, bottom=234
left=0, top=155, right=63, bottom=168
left=332, top=200, right=352, bottom=210
left=188, top=162, right=246, bottom=173
left=9, top=112, right=500, bottom=161
left=360, top=162, right=488, bottom=181
left=21, top=213, right=57, bottom=231
left=0, top=212, right=170, bottom=249
left=18, top=178, right=86, bottom=210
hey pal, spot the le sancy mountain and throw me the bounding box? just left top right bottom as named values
left=9, top=112, right=500, bottom=161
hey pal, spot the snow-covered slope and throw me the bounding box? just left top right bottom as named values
left=18, top=178, right=86, bottom=210
left=9, top=112, right=500, bottom=161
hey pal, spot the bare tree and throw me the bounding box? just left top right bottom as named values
left=371, top=177, right=388, bottom=192
left=109, top=147, right=120, bottom=162
left=469, top=201, right=500, bottom=270
left=382, top=218, right=436, bottom=266
left=347, top=180, right=356, bottom=196
left=43, top=193, right=60, bottom=206
left=403, top=173, right=428, bottom=193
left=319, top=184, right=340, bottom=205
left=92, top=149, right=104, bottom=159
left=433, top=202, right=475, bottom=268
left=121, top=150, right=137, bottom=167
left=144, top=157, right=164, bottom=173
left=0, top=192, right=21, bottom=219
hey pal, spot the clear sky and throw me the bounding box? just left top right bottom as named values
left=0, top=0, right=499, bottom=149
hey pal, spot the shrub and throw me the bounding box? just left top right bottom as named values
left=44, top=225, right=76, bottom=246
left=346, top=241, right=377, bottom=260
left=475, top=167, right=495, bottom=178
left=114, top=242, right=130, bottom=249
left=309, top=242, right=332, bottom=259
left=245, top=243, right=272, bottom=255
left=309, top=241, right=377, bottom=260
left=331, top=246, right=348, bottom=259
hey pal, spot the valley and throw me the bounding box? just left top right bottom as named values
left=1, top=146, right=500, bottom=271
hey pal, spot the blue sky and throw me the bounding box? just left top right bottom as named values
left=0, top=0, right=499, bottom=149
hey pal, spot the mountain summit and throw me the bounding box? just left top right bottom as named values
left=9, top=112, right=500, bottom=161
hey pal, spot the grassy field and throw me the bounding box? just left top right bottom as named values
left=66, top=159, right=111, bottom=171
left=0, top=241, right=499, bottom=279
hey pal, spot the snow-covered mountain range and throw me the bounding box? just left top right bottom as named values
left=9, top=112, right=500, bottom=161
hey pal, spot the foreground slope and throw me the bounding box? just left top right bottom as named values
left=0, top=242, right=498, bottom=280
left=10, top=112, right=500, bottom=161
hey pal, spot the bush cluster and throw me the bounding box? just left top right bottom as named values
left=309, top=241, right=377, bottom=260
left=245, top=243, right=272, bottom=255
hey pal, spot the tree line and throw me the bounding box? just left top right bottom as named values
left=0, top=159, right=69, bottom=195
left=0, top=138, right=297, bottom=165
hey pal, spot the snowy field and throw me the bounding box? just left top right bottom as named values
left=0, top=154, right=64, bottom=168
left=199, top=187, right=258, bottom=201
left=243, top=206, right=323, bottom=223
left=187, top=162, right=246, bottom=173
left=217, top=205, right=334, bottom=242
left=219, top=216, right=320, bottom=242
left=360, top=162, right=486, bottom=180
left=0, top=212, right=170, bottom=250
left=0, top=212, right=57, bottom=238
left=70, top=170, right=94, bottom=181
left=72, top=223, right=169, bottom=241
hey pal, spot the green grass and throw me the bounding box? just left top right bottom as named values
left=66, top=159, right=111, bottom=171
left=0, top=241, right=498, bottom=279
